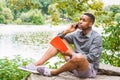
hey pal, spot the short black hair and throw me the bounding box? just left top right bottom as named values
left=83, top=13, right=95, bottom=24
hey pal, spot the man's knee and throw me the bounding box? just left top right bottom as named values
left=70, top=54, right=86, bottom=64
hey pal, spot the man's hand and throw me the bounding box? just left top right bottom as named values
left=63, top=23, right=78, bottom=35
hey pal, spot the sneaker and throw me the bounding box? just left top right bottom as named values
left=37, top=66, right=52, bottom=76
left=18, top=63, right=39, bottom=74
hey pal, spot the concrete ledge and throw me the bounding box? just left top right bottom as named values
left=98, top=64, right=120, bottom=76
left=26, top=64, right=120, bottom=80
left=27, top=72, right=120, bottom=80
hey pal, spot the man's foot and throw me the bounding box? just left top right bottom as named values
left=37, top=66, right=52, bottom=76
left=18, top=63, right=39, bottom=74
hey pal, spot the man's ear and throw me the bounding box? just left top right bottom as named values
left=89, top=22, right=93, bottom=28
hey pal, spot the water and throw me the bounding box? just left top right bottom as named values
left=0, top=24, right=103, bottom=62
left=0, top=24, right=67, bottom=62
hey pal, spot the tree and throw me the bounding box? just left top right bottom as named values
left=20, top=9, right=45, bottom=25
left=39, top=0, right=53, bottom=14
left=0, top=1, right=13, bottom=24
left=48, top=0, right=104, bottom=24
left=6, top=0, right=41, bottom=20
left=101, top=5, right=120, bottom=67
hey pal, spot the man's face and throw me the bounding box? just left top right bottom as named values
left=78, top=15, right=92, bottom=30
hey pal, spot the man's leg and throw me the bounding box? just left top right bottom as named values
left=35, top=46, right=59, bottom=66
left=36, top=39, right=89, bottom=76
left=51, top=54, right=89, bottom=76
left=35, top=39, right=73, bottom=66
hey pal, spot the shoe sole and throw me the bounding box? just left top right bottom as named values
left=18, top=66, right=39, bottom=74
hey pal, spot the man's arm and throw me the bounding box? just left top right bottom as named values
left=58, top=23, right=78, bottom=39
left=86, top=36, right=102, bottom=63
left=57, top=23, right=78, bottom=61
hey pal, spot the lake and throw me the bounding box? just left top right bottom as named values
left=0, top=24, right=103, bottom=63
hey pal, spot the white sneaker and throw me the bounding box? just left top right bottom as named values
left=18, top=63, right=39, bottom=74
left=37, top=66, right=52, bottom=76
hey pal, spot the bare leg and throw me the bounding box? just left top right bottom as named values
left=35, top=39, right=74, bottom=66
left=35, top=46, right=58, bottom=66
left=51, top=54, right=89, bottom=76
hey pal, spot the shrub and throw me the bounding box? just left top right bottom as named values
left=101, top=5, right=120, bottom=67
left=0, top=55, right=33, bottom=80
left=2, top=8, right=13, bottom=24
left=20, top=9, right=45, bottom=25
left=0, top=15, right=5, bottom=23
left=48, top=3, right=60, bottom=25
left=14, top=18, right=22, bottom=24
left=115, top=13, right=120, bottom=23
left=0, top=2, right=13, bottom=24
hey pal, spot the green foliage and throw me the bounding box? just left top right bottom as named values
left=101, top=51, right=120, bottom=67
left=20, top=9, right=45, bottom=25
left=115, top=13, right=120, bottom=23
left=5, top=0, right=53, bottom=23
left=108, top=5, right=120, bottom=14
left=14, top=18, right=22, bottom=24
left=0, top=1, right=14, bottom=24
left=0, top=7, right=13, bottom=24
left=30, top=9, right=45, bottom=25
left=101, top=5, right=120, bottom=67
left=0, top=0, right=6, bottom=8
left=103, top=23, right=120, bottom=52
left=49, top=0, right=104, bottom=24
left=0, top=55, right=33, bottom=80
left=48, top=3, right=60, bottom=25
left=2, top=8, right=13, bottom=24
left=39, top=0, right=53, bottom=14
left=0, top=15, right=5, bottom=23
left=45, top=53, right=65, bottom=69
left=100, top=5, right=120, bottom=25
left=6, top=0, right=41, bottom=19
left=4, top=0, right=51, bottom=24
left=102, top=5, right=120, bottom=52
left=6, top=0, right=41, bottom=10
left=102, top=21, right=120, bottom=67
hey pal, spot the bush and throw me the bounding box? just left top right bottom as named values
left=0, top=55, right=33, bottom=80
left=2, top=8, right=13, bottom=24
left=14, top=18, right=22, bottom=24
left=0, top=3, right=13, bottom=24
left=101, top=51, right=120, bottom=67
left=115, top=13, right=120, bottom=23
left=48, top=3, right=60, bottom=25
left=20, top=9, right=45, bottom=25
left=101, top=5, right=120, bottom=67
left=0, top=15, right=5, bottom=23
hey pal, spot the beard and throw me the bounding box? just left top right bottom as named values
left=79, top=25, right=91, bottom=30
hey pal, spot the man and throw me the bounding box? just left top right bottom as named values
left=20, top=13, right=102, bottom=78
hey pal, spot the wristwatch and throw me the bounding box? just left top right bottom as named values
left=57, top=31, right=66, bottom=39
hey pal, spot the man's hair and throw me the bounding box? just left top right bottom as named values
left=83, top=13, right=95, bottom=24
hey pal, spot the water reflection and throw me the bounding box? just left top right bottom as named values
left=0, top=33, right=51, bottom=60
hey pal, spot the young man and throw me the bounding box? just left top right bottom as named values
left=20, top=13, right=102, bottom=78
